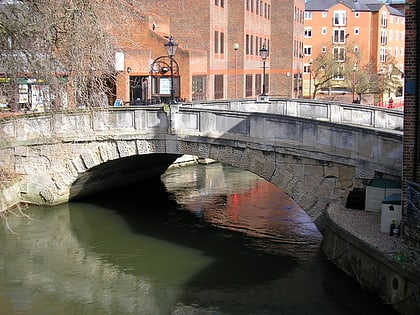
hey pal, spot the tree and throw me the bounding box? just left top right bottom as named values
left=349, top=62, right=378, bottom=103
left=309, top=50, right=339, bottom=99
left=0, top=0, right=147, bottom=110
left=310, top=42, right=360, bottom=99
left=380, top=54, right=404, bottom=101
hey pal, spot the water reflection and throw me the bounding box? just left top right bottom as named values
left=0, top=163, right=397, bottom=314
left=162, top=163, right=322, bottom=258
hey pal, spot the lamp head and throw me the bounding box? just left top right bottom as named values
left=165, top=36, right=178, bottom=57
left=259, top=44, right=269, bottom=61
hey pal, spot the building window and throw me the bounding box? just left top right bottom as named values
left=333, top=47, right=346, bottom=61
left=192, top=76, right=206, bottom=101
left=214, top=0, right=224, bottom=7
left=214, top=31, right=225, bottom=54
left=322, top=27, right=327, bottom=35
left=381, top=12, right=387, bottom=28
left=321, top=46, right=327, bottom=53
left=381, top=29, right=387, bottom=45
left=333, top=65, right=345, bottom=80
left=333, top=29, right=346, bottom=44
left=246, top=74, right=253, bottom=97
left=255, top=36, right=259, bottom=55
left=303, top=46, right=312, bottom=56
left=380, top=47, right=386, bottom=63
left=220, top=32, right=224, bottom=53
left=255, top=74, right=261, bottom=95
left=322, top=12, right=327, bottom=18
left=304, top=11, right=312, bottom=20
left=355, top=12, right=360, bottom=18
left=333, top=11, right=346, bottom=26
left=354, top=46, right=360, bottom=53
left=246, top=34, right=250, bottom=55
left=214, top=75, right=224, bottom=99
left=354, top=27, right=360, bottom=35
left=304, top=28, right=312, bottom=38
left=303, top=64, right=311, bottom=73
left=214, top=31, right=219, bottom=53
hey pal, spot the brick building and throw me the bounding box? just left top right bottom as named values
left=303, top=0, right=405, bottom=104
left=114, top=0, right=305, bottom=104
left=403, top=0, right=420, bottom=248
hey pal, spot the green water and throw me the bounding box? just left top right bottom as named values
left=0, top=163, right=396, bottom=314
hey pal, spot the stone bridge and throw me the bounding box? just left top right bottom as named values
left=0, top=98, right=403, bottom=229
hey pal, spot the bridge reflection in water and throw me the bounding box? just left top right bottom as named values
left=0, top=163, right=397, bottom=314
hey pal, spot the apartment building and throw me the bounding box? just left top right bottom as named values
left=115, top=0, right=305, bottom=104
left=303, top=0, right=405, bottom=103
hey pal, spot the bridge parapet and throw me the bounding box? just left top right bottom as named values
left=172, top=104, right=402, bottom=177
left=185, top=98, right=403, bottom=131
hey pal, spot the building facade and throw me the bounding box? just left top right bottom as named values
left=403, top=0, right=420, bottom=247
left=114, top=0, right=305, bottom=104
left=303, top=0, right=405, bottom=104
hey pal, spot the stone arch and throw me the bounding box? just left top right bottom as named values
left=19, top=137, right=356, bottom=231
left=33, top=139, right=181, bottom=205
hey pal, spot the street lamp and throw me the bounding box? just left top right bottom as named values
left=164, top=36, right=178, bottom=103
left=234, top=43, right=239, bottom=99
left=309, top=59, right=313, bottom=99
left=379, top=65, right=384, bottom=107
left=298, top=53, right=303, bottom=98
left=352, top=64, right=357, bottom=103
left=259, top=42, right=269, bottom=96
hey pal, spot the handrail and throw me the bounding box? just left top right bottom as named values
left=406, top=181, right=420, bottom=244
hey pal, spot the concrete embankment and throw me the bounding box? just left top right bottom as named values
left=323, top=204, right=420, bottom=315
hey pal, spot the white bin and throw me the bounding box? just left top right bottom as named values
left=365, top=179, right=401, bottom=212
left=380, top=193, right=402, bottom=233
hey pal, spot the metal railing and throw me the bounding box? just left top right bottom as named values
left=407, top=181, right=420, bottom=246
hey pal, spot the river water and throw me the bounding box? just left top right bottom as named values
left=0, top=162, right=396, bottom=315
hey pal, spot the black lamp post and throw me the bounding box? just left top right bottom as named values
left=259, top=43, right=269, bottom=96
left=164, top=36, right=178, bottom=103
left=309, top=59, right=313, bottom=99
left=352, top=64, right=357, bottom=103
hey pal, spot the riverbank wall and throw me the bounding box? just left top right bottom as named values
left=0, top=178, right=24, bottom=213
left=323, top=204, right=420, bottom=315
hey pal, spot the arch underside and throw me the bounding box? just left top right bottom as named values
left=18, top=138, right=363, bottom=231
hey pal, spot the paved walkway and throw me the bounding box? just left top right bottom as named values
left=327, top=205, right=420, bottom=275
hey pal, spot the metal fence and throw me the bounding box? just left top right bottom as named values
left=407, top=181, right=420, bottom=247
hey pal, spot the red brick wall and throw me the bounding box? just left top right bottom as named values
left=271, top=0, right=305, bottom=97
left=403, top=0, right=420, bottom=246
left=113, top=1, right=307, bottom=101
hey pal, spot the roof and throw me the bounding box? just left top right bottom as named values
left=305, top=0, right=405, bottom=16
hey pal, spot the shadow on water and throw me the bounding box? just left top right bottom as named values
left=70, top=174, right=298, bottom=288
left=68, top=164, right=398, bottom=315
